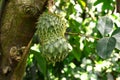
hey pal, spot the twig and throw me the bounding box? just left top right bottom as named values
left=11, top=39, right=32, bottom=80
left=65, top=32, right=99, bottom=40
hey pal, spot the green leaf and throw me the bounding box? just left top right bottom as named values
left=30, top=50, right=47, bottom=76
left=112, top=28, right=120, bottom=50
left=71, top=48, right=81, bottom=61
left=77, top=0, right=86, bottom=9
left=66, top=3, right=76, bottom=17
left=69, top=36, right=81, bottom=61
left=94, top=0, right=114, bottom=11
left=96, top=37, right=116, bottom=59
left=69, top=19, right=81, bottom=33
left=97, top=16, right=113, bottom=36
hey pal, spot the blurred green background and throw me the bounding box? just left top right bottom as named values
left=23, top=0, right=120, bottom=80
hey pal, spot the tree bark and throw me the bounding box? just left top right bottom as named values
left=0, top=0, right=47, bottom=80
left=116, top=0, right=120, bottom=13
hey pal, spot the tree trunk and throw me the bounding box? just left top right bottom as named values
left=0, top=0, right=47, bottom=80
left=116, top=0, right=120, bottom=13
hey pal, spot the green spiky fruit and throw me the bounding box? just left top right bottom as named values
left=36, top=12, right=72, bottom=64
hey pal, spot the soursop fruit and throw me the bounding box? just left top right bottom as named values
left=36, top=12, right=72, bottom=65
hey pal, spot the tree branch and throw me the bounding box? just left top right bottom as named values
left=116, top=0, right=120, bottom=13
left=0, top=0, right=48, bottom=80
left=65, top=32, right=99, bottom=40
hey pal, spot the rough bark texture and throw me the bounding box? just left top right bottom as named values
left=116, top=0, right=120, bottom=13
left=0, top=0, right=47, bottom=80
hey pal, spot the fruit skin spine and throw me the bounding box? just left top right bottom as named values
left=40, top=37, right=72, bottom=64
left=36, top=12, right=67, bottom=45
left=36, top=12, right=72, bottom=64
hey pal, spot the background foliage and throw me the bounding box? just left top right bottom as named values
left=23, top=0, right=120, bottom=80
